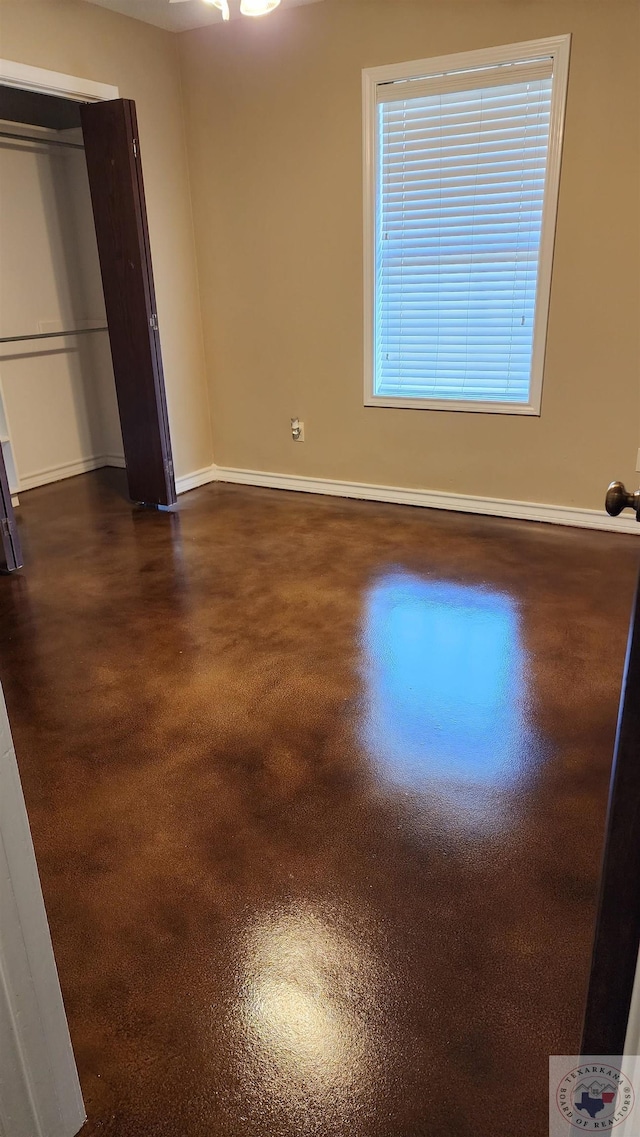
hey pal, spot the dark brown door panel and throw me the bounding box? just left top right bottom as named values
left=80, top=98, right=176, bottom=508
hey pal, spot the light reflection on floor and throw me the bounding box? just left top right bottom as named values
left=361, top=572, right=537, bottom=819
left=236, top=903, right=382, bottom=1123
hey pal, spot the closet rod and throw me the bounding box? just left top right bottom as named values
left=0, top=129, right=84, bottom=151
left=0, top=327, right=107, bottom=345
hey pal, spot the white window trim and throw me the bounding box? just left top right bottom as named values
left=362, top=35, right=571, bottom=416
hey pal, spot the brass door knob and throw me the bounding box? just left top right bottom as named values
left=606, top=481, right=640, bottom=519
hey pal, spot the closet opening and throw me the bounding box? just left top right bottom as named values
left=0, top=80, right=176, bottom=572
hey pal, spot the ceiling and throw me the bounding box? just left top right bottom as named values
left=83, top=0, right=323, bottom=33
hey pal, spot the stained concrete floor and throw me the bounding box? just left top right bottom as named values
left=0, top=469, right=638, bottom=1137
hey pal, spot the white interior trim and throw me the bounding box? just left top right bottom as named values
left=0, top=59, right=119, bottom=102
left=362, top=34, right=573, bottom=88
left=624, top=954, right=640, bottom=1098
left=175, top=464, right=639, bottom=535
left=362, top=34, right=571, bottom=417
left=0, top=687, right=85, bottom=1137
left=625, top=954, right=640, bottom=1055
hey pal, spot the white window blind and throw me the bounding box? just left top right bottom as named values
left=364, top=42, right=570, bottom=414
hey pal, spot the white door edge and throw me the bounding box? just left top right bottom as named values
left=0, top=687, right=85, bottom=1137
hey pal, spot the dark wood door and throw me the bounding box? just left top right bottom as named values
left=0, top=448, right=22, bottom=572
left=582, top=485, right=640, bottom=1053
left=80, top=99, right=176, bottom=508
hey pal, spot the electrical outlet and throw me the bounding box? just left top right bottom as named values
left=636, top=448, right=640, bottom=473
left=291, top=418, right=305, bottom=442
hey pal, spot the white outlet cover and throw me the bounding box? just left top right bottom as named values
left=636, top=448, right=640, bottom=473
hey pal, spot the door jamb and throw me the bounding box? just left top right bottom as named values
left=0, top=58, right=118, bottom=103
left=0, top=685, right=85, bottom=1137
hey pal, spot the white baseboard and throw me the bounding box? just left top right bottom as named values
left=175, top=465, right=219, bottom=495
left=174, top=463, right=639, bottom=535
left=18, top=452, right=125, bottom=492
left=22, top=455, right=633, bottom=535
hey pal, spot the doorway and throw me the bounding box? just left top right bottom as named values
left=0, top=61, right=177, bottom=572
left=0, top=88, right=124, bottom=499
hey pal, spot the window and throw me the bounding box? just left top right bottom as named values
left=363, top=37, right=570, bottom=414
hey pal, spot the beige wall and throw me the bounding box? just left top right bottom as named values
left=0, top=0, right=213, bottom=482
left=179, top=0, right=640, bottom=510
left=0, top=127, right=124, bottom=487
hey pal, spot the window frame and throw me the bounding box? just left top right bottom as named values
left=362, top=35, right=571, bottom=416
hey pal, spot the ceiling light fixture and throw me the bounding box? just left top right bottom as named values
left=202, top=0, right=230, bottom=16
left=240, top=0, right=281, bottom=14
left=169, top=0, right=282, bottom=18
